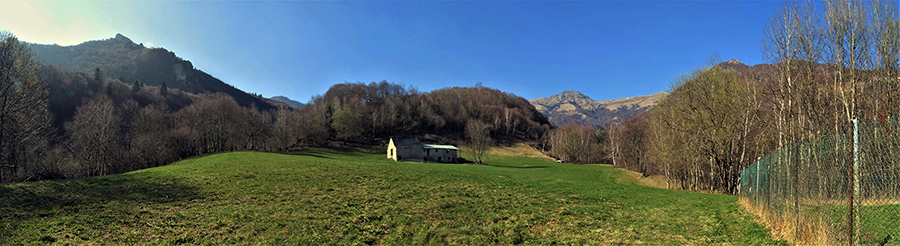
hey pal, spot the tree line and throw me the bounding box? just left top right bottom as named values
left=1, top=32, right=550, bottom=182
left=307, top=82, right=549, bottom=144
left=542, top=123, right=609, bottom=164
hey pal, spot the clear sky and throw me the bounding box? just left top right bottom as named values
left=1, top=0, right=782, bottom=103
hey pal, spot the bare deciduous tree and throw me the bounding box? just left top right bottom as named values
left=68, top=94, right=120, bottom=177
left=466, top=120, right=491, bottom=164
left=548, top=123, right=605, bottom=164
left=648, top=67, right=755, bottom=194
left=271, top=108, right=303, bottom=151
left=0, top=32, right=51, bottom=182
left=176, top=93, right=242, bottom=154
left=825, top=0, right=870, bottom=126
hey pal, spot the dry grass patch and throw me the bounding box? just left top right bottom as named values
left=484, top=143, right=554, bottom=160
left=609, top=166, right=670, bottom=189
left=738, top=199, right=842, bottom=245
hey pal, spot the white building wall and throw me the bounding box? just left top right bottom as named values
left=425, top=148, right=458, bottom=163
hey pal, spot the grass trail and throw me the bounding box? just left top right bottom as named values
left=1, top=148, right=784, bottom=245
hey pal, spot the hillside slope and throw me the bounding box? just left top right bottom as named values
left=270, top=95, right=306, bottom=109
left=1, top=149, right=782, bottom=245
left=530, top=91, right=667, bottom=129
left=309, top=83, right=550, bottom=143
left=29, top=34, right=273, bottom=110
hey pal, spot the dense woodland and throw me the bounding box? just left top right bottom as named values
left=1, top=32, right=550, bottom=182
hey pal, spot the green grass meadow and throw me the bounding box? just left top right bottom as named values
left=1, top=148, right=785, bottom=245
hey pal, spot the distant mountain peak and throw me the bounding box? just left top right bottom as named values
left=270, top=96, right=306, bottom=109
left=530, top=91, right=667, bottom=129
left=554, top=90, right=592, bottom=102
left=716, top=59, right=751, bottom=70
left=113, top=33, right=133, bottom=43
left=560, top=90, right=587, bottom=97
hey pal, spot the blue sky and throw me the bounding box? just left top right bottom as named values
left=1, top=0, right=782, bottom=103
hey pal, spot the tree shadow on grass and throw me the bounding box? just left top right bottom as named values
left=407, top=158, right=548, bottom=169
left=0, top=175, right=202, bottom=240
left=487, top=164, right=549, bottom=169
left=280, top=147, right=370, bottom=158
left=279, top=150, right=333, bottom=159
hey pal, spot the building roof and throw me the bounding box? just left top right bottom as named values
left=422, top=144, right=458, bottom=150
left=390, top=137, right=422, bottom=147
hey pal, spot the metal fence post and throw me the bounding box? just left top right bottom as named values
left=756, top=157, right=760, bottom=206
left=852, top=118, right=860, bottom=245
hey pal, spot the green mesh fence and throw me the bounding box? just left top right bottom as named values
left=739, top=115, right=900, bottom=245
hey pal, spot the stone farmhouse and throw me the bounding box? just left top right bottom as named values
left=387, top=137, right=458, bottom=163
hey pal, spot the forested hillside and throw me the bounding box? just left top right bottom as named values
left=29, top=34, right=273, bottom=110
left=296, top=82, right=551, bottom=145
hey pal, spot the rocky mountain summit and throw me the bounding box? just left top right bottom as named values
left=530, top=91, right=668, bottom=129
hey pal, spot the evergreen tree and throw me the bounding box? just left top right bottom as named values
left=93, top=67, right=103, bottom=83
left=132, top=80, right=142, bottom=94
left=105, top=83, right=113, bottom=97
left=159, top=81, right=168, bottom=97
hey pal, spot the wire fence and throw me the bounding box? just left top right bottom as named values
left=739, top=115, right=900, bottom=245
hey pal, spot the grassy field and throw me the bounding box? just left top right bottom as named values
left=1, top=147, right=784, bottom=245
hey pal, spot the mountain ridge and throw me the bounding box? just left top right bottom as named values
left=530, top=91, right=668, bottom=129
left=270, top=96, right=306, bottom=109
left=28, top=33, right=274, bottom=110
